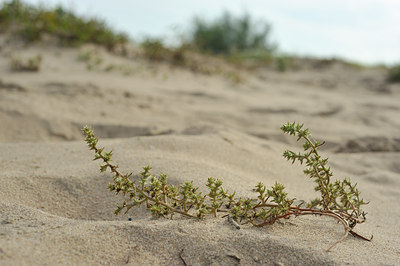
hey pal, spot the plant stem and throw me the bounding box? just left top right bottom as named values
left=94, top=146, right=198, bottom=218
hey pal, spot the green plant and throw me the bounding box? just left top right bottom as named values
left=82, top=122, right=371, bottom=251
left=77, top=49, right=103, bottom=70
left=189, top=12, right=275, bottom=55
left=10, top=54, right=42, bottom=71
left=281, top=123, right=370, bottom=243
left=0, top=0, right=128, bottom=50
left=140, top=38, right=169, bottom=61
left=275, top=56, right=293, bottom=72
left=387, top=64, right=400, bottom=83
left=140, top=38, right=186, bottom=66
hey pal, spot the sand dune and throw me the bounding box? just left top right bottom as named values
left=1, top=43, right=400, bottom=265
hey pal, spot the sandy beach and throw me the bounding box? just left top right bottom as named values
left=1, top=41, right=400, bottom=265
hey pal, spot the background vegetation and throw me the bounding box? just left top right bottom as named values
left=1, top=0, right=394, bottom=74
left=387, top=64, right=400, bottom=83
left=188, top=12, right=276, bottom=55
left=0, top=0, right=128, bottom=50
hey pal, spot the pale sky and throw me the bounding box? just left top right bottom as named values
left=9, top=0, right=400, bottom=65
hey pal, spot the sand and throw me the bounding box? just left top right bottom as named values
left=1, top=42, right=400, bottom=265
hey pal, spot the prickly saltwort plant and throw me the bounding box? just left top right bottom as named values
left=280, top=122, right=371, bottom=251
left=82, top=122, right=371, bottom=251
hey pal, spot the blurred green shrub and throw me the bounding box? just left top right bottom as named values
left=275, top=56, right=294, bottom=72
left=10, top=54, right=42, bottom=72
left=387, top=64, right=400, bottom=83
left=189, top=12, right=276, bottom=55
left=0, top=0, right=128, bottom=50
left=77, top=49, right=103, bottom=70
left=140, top=38, right=169, bottom=61
left=140, top=38, right=186, bottom=65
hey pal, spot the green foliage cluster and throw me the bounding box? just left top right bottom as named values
left=189, top=12, right=275, bottom=55
left=77, top=49, right=103, bottom=71
left=82, top=122, right=371, bottom=251
left=0, top=0, right=127, bottom=50
left=281, top=122, right=367, bottom=227
left=83, top=125, right=295, bottom=223
left=387, top=64, right=400, bottom=83
left=140, top=38, right=186, bottom=65
left=140, top=39, right=168, bottom=61
left=10, top=54, right=42, bottom=71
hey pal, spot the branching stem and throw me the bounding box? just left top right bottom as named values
left=82, top=122, right=371, bottom=252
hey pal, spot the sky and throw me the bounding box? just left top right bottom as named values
left=8, top=0, right=400, bottom=65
